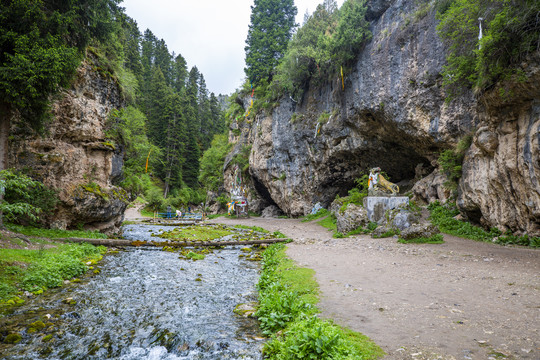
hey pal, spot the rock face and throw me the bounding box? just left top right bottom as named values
left=227, top=0, right=540, bottom=236
left=238, top=0, right=473, bottom=217
left=8, top=52, right=128, bottom=234
left=458, top=63, right=540, bottom=235
left=363, top=196, right=409, bottom=222
left=412, top=168, right=451, bottom=205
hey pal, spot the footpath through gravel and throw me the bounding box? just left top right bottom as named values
left=209, top=216, right=539, bottom=360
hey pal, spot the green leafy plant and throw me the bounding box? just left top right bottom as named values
left=1, top=170, right=58, bottom=225
left=438, top=134, right=473, bottom=193
left=1, top=242, right=105, bottom=301
left=428, top=201, right=501, bottom=242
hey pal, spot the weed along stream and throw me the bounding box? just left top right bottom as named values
left=0, top=224, right=273, bottom=359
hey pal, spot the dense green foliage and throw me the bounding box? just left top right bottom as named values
left=244, top=0, right=298, bottom=84
left=1, top=1, right=228, bottom=220
left=105, top=22, right=226, bottom=203
left=436, top=0, right=540, bottom=96
left=0, top=170, right=57, bottom=225
left=271, top=0, right=371, bottom=100
left=0, top=0, right=119, bottom=130
left=0, top=239, right=105, bottom=302
left=428, top=202, right=539, bottom=247
left=198, top=134, right=232, bottom=192
left=258, top=243, right=384, bottom=359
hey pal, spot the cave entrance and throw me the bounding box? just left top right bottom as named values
left=251, top=174, right=282, bottom=212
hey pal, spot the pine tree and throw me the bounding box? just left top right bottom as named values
left=182, top=67, right=202, bottom=188
left=172, top=53, right=188, bottom=93
left=244, top=0, right=297, bottom=84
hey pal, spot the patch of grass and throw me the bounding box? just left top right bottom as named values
left=398, top=234, right=444, bottom=244
left=158, top=225, right=234, bottom=241
left=272, top=231, right=291, bottom=241
left=258, top=243, right=384, bottom=359
left=318, top=214, right=337, bottom=232
left=207, top=213, right=224, bottom=219
left=0, top=243, right=106, bottom=302
left=5, top=224, right=107, bottom=239
left=301, top=208, right=329, bottom=222
left=428, top=202, right=497, bottom=242
left=140, top=208, right=154, bottom=217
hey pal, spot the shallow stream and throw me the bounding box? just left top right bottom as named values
left=1, top=224, right=264, bottom=359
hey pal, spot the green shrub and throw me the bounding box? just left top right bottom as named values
left=1, top=169, right=58, bottom=224
left=1, top=242, right=105, bottom=300
left=428, top=201, right=496, bottom=242
left=436, top=0, right=540, bottom=97
left=438, top=134, right=473, bottom=193
left=496, top=232, right=540, bottom=248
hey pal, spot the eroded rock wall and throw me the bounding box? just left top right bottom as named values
left=458, top=61, right=540, bottom=235
left=242, top=0, right=475, bottom=216
left=231, top=0, right=540, bottom=235
left=8, top=52, right=128, bottom=234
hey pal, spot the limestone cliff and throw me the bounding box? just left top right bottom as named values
left=8, top=51, right=128, bottom=234
left=226, top=0, right=540, bottom=236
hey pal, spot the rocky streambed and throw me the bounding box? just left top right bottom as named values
left=0, top=224, right=265, bottom=359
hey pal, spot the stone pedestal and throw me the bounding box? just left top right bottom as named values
left=363, top=196, right=409, bottom=222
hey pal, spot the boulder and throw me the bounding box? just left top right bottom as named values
left=335, top=203, right=369, bottom=234
left=412, top=169, right=452, bottom=205
left=379, top=207, right=421, bottom=230
left=400, top=223, right=440, bottom=240
left=261, top=205, right=283, bottom=218
left=363, top=196, right=409, bottom=222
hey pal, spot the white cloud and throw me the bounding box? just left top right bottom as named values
left=121, top=0, right=344, bottom=95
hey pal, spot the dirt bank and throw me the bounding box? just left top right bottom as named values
left=209, top=216, right=539, bottom=360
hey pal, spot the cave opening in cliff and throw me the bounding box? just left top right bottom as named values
left=251, top=174, right=281, bottom=210
left=319, top=145, right=434, bottom=207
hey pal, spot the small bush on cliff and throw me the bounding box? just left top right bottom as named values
left=428, top=201, right=497, bottom=242
left=436, top=0, right=540, bottom=97
left=271, top=0, right=371, bottom=101
left=438, top=135, right=472, bottom=194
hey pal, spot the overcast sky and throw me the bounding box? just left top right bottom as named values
left=121, top=0, right=345, bottom=96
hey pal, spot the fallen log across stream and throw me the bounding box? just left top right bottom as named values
left=59, top=237, right=291, bottom=248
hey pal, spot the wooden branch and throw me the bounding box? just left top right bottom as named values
left=59, top=237, right=290, bottom=248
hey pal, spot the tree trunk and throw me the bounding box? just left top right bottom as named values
left=0, top=101, right=11, bottom=228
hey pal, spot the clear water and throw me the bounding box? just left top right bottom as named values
left=1, top=225, right=263, bottom=359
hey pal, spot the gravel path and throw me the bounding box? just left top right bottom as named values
left=208, top=216, right=540, bottom=360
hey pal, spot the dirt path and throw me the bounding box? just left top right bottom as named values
left=209, top=216, right=539, bottom=360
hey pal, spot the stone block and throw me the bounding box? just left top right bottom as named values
left=363, top=196, right=409, bottom=222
